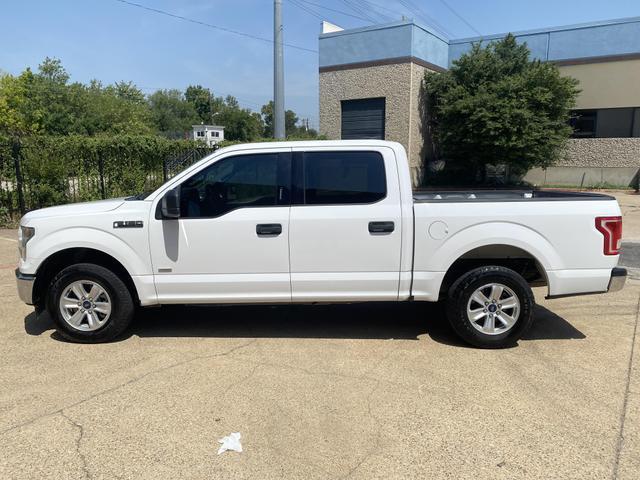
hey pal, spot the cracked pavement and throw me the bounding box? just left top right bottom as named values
left=1, top=192, right=640, bottom=479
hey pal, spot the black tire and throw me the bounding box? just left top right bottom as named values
left=445, top=266, right=534, bottom=349
left=47, top=263, right=135, bottom=343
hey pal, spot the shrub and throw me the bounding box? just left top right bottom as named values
left=423, top=34, right=580, bottom=184
left=0, top=134, right=210, bottom=216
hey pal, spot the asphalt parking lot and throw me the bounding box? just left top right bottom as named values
left=1, top=193, right=639, bottom=479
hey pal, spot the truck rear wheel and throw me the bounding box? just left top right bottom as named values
left=445, top=266, right=534, bottom=348
left=48, top=263, right=135, bottom=343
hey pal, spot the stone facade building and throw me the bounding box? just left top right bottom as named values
left=318, top=17, right=640, bottom=187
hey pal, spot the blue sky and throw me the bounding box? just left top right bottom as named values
left=2, top=0, right=640, bottom=128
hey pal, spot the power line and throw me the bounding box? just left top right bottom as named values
left=288, top=0, right=324, bottom=21
left=339, top=0, right=381, bottom=24
left=357, top=0, right=405, bottom=19
left=111, top=0, right=317, bottom=53
left=396, top=0, right=452, bottom=38
left=362, top=0, right=469, bottom=38
left=436, top=0, right=482, bottom=36
left=349, top=0, right=394, bottom=22
left=293, top=0, right=373, bottom=23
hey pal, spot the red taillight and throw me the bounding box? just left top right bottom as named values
left=595, top=216, right=622, bottom=255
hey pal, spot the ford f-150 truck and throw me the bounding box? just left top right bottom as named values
left=15, top=141, right=626, bottom=347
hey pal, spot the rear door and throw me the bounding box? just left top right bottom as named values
left=289, top=147, right=402, bottom=301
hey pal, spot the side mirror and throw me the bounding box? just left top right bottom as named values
left=161, top=188, right=181, bottom=219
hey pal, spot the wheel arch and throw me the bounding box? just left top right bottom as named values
left=438, top=243, right=550, bottom=300
left=33, top=248, right=140, bottom=308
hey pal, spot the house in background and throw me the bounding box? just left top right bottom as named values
left=192, top=124, right=225, bottom=147
left=318, top=17, right=640, bottom=187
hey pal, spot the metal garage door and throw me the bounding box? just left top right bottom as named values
left=341, top=98, right=385, bottom=140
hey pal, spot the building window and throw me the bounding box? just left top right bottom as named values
left=211, top=131, right=220, bottom=137
left=570, top=110, right=597, bottom=138
left=196, top=131, right=205, bottom=137
left=571, top=107, right=640, bottom=138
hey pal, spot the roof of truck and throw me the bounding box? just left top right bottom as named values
left=216, top=139, right=403, bottom=152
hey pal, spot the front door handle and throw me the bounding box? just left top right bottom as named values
left=368, top=221, right=395, bottom=234
left=256, top=223, right=282, bottom=236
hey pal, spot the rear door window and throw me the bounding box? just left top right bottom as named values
left=300, top=151, right=386, bottom=205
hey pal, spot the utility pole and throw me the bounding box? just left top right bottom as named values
left=273, top=0, right=285, bottom=139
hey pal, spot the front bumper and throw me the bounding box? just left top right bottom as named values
left=608, top=267, right=627, bottom=293
left=15, top=269, right=35, bottom=305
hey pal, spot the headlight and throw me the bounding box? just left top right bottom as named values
left=18, top=225, right=35, bottom=260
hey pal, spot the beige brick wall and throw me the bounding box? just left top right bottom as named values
left=408, top=62, right=432, bottom=185
left=319, top=62, right=435, bottom=186
left=559, top=138, right=640, bottom=167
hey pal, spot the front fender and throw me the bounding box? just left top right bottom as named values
left=24, top=227, right=151, bottom=277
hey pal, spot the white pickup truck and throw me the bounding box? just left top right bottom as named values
left=16, top=140, right=626, bottom=347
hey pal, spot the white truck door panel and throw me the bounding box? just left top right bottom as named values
left=149, top=150, right=292, bottom=303
left=289, top=147, right=402, bottom=301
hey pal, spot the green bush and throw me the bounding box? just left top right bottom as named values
left=0, top=134, right=211, bottom=218
left=423, top=34, right=579, bottom=184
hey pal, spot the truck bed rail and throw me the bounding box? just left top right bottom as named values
left=413, top=190, right=615, bottom=203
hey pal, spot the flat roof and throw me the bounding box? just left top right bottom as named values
left=319, top=16, right=640, bottom=69
left=450, top=16, right=640, bottom=44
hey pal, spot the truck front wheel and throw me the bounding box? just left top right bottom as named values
left=445, top=266, right=534, bottom=348
left=48, top=263, right=135, bottom=343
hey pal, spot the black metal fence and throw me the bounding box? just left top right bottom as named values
left=0, top=136, right=216, bottom=220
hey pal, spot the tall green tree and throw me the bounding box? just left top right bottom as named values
left=185, top=84, right=222, bottom=124
left=33, top=58, right=77, bottom=134
left=79, top=80, right=152, bottom=135
left=261, top=100, right=300, bottom=137
left=147, top=89, right=199, bottom=138
left=217, top=96, right=264, bottom=141
left=423, top=34, right=580, bottom=181
left=0, top=58, right=299, bottom=142
left=0, top=69, right=43, bottom=135
left=0, top=59, right=153, bottom=136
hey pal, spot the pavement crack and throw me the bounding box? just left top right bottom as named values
left=340, top=380, right=383, bottom=479
left=0, top=339, right=257, bottom=437
left=222, top=363, right=261, bottom=396
left=60, top=411, right=91, bottom=480
left=612, top=292, right=640, bottom=480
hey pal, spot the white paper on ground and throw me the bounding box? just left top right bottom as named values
left=217, top=432, right=243, bottom=454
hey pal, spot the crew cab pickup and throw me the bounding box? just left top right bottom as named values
left=16, top=141, right=626, bottom=347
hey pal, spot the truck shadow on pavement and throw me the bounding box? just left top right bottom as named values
left=24, top=302, right=585, bottom=346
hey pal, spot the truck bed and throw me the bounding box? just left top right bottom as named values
left=413, top=189, right=615, bottom=203
left=410, top=188, right=621, bottom=300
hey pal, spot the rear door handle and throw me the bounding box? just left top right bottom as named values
left=256, top=223, right=282, bottom=236
left=368, top=221, right=395, bottom=234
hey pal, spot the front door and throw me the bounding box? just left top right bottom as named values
left=289, top=147, right=402, bottom=301
left=149, top=149, right=292, bottom=303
